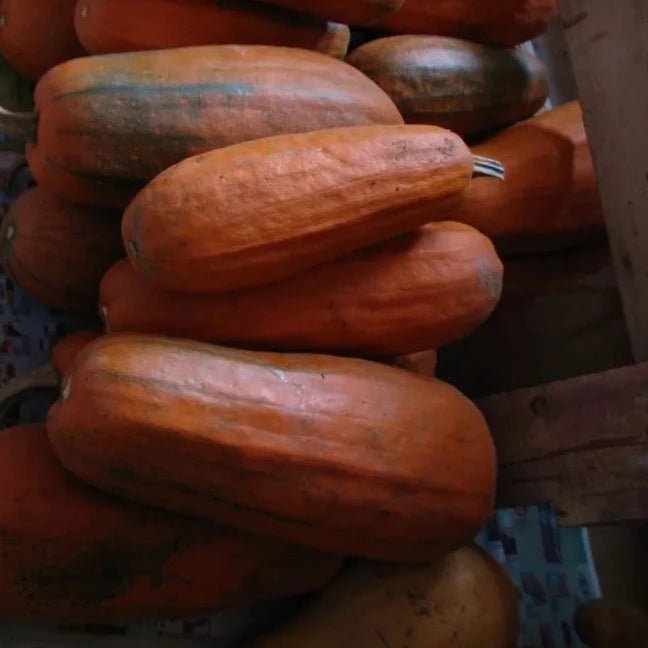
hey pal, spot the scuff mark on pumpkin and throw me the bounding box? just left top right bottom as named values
left=475, top=258, right=503, bottom=302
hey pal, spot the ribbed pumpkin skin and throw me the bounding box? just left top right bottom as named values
left=0, top=187, right=123, bottom=311
left=102, top=222, right=503, bottom=356
left=255, top=546, right=518, bottom=648
left=379, top=0, right=557, bottom=47
left=47, top=334, right=496, bottom=561
left=123, top=125, right=472, bottom=293
left=51, top=329, right=102, bottom=377
left=27, top=45, right=403, bottom=208
left=456, top=100, right=604, bottom=254
left=75, top=0, right=350, bottom=59
left=256, top=0, right=403, bottom=25
left=0, top=425, right=342, bottom=622
left=347, top=36, right=548, bottom=137
left=0, top=0, right=85, bottom=79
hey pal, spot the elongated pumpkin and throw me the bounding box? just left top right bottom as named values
left=0, top=424, right=341, bottom=622
left=378, top=0, right=557, bottom=47
left=0, top=46, right=402, bottom=208
left=346, top=36, right=548, bottom=137
left=75, top=0, right=350, bottom=59
left=0, top=329, right=101, bottom=426
left=256, top=0, right=403, bottom=25
left=0, top=0, right=85, bottom=80
left=255, top=545, right=518, bottom=648
left=123, top=125, right=473, bottom=293
left=393, top=350, right=438, bottom=377
left=47, top=334, right=497, bottom=561
left=0, top=186, right=123, bottom=311
left=102, top=222, right=503, bottom=356
left=457, top=100, right=604, bottom=254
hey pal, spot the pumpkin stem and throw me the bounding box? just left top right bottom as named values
left=0, top=363, right=58, bottom=426
left=0, top=107, right=37, bottom=142
left=472, top=155, right=505, bottom=181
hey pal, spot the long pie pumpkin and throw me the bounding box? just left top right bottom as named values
left=47, top=333, right=497, bottom=562
left=122, top=124, right=473, bottom=293
left=0, top=424, right=341, bottom=621
left=75, top=0, right=350, bottom=59
left=0, top=0, right=85, bottom=79
left=346, top=36, right=548, bottom=137
left=0, top=45, right=402, bottom=208
left=457, top=100, right=604, bottom=254
left=102, top=222, right=503, bottom=357
left=378, top=0, right=557, bottom=47
left=0, top=186, right=123, bottom=311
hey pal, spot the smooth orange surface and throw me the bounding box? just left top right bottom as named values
left=75, top=0, right=350, bottom=58
left=457, top=101, right=604, bottom=253
left=0, top=425, right=341, bottom=622
left=122, top=124, right=472, bottom=293
left=48, top=334, right=497, bottom=561
left=28, top=45, right=402, bottom=207
left=0, top=0, right=85, bottom=79
left=347, top=36, right=548, bottom=136
left=379, top=0, right=557, bottom=47
left=256, top=0, right=403, bottom=25
left=102, top=222, right=503, bottom=356
left=0, top=187, right=123, bottom=311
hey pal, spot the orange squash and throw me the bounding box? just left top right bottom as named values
left=123, top=125, right=472, bottom=293
left=75, top=0, right=350, bottom=59
left=254, top=545, right=518, bottom=648
left=457, top=100, right=604, bottom=254
left=0, top=186, right=123, bottom=311
left=0, top=424, right=341, bottom=622
left=47, top=333, right=497, bottom=561
left=0, top=0, right=85, bottom=80
left=346, top=36, right=548, bottom=137
left=393, top=350, right=438, bottom=377
left=51, top=329, right=103, bottom=376
left=102, top=222, right=503, bottom=357
left=378, top=0, right=557, bottom=47
left=0, top=329, right=102, bottom=426
left=0, top=46, right=402, bottom=208
left=255, top=0, right=403, bottom=25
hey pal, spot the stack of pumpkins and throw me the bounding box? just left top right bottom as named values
left=0, top=0, right=603, bottom=645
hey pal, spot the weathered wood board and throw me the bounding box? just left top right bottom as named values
left=479, top=363, right=648, bottom=526
left=558, top=0, right=648, bottom=361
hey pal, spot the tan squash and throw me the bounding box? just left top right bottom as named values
left=254, top=545, right=518, bottom=648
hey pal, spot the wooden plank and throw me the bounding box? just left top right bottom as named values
left=558, top=0, right=648, bottom=360
left=478, top=363, right=648, bottom=526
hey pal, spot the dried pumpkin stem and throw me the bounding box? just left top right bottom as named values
left=472, top=155, right=505, bottom=181
left=0, top=107, right=37, bottom=142
left=0, top=363, right=58, bottom=426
